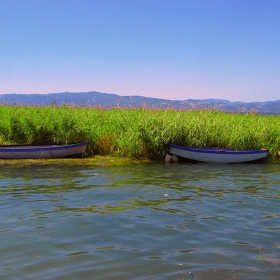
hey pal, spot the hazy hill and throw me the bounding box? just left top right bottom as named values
left=0, top=91, right=280, bottom=114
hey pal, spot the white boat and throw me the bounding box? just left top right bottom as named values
left=0, top=141, right=88, bottom=159
left=168, top=144, right=269, bottom=163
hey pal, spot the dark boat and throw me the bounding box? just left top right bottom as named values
left=0, top=141, right=88, bottom=159
left=167, top=144, right=269, bottom=163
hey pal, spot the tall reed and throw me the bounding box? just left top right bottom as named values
left=0, top=105, right=279, bottom=159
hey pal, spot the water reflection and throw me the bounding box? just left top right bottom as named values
left=0, top=162, right=280, bottom=279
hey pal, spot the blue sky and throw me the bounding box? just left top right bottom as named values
left=1, top=0, right=279, bottom=102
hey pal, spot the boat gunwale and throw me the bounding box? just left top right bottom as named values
left=0, top=141, right=88, bottom=153
left=170, top=144, right=269, bottom=155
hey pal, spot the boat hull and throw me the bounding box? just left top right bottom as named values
left=0, top=142, right=88, bottom=159
left=169, top=144, right=269, bottom=163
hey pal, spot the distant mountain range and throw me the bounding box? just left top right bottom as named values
left=1, top=91, right=280, bottom=114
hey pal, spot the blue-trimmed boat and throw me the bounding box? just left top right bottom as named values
left=0, top=141, right=88, bottom=159
left=168, top=144, right=269, bottom=163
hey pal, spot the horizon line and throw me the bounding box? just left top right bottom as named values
left=1, top=91, right=280, bottom=103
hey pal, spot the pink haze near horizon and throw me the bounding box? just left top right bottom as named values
left=1, top=0, right=280, bottom=102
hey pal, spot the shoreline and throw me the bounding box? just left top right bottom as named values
left=0, top=155, right=279, bottom=167
left=0, top=155, right=153, bottom=167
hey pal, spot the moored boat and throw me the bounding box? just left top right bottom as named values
left=167, top=144, right=269, bottom=163
left=0, top=141, right=88, bottom=159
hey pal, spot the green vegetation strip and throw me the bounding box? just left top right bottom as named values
left=0, top=156, right=152, bottom=167
left=0, top=105, right=279, bottom=161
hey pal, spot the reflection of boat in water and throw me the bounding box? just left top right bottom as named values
left=167, top=144, right=269, bottom=163
left=0, top=141, right=88, bottom=159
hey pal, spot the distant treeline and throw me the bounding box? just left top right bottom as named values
left=0, top=105, right=279, bottom=159
left=1, top=92, right=280, bottom=114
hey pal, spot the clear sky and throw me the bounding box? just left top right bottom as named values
left=1, top=0, right=279, bottom=102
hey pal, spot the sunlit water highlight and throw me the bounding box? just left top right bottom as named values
left=0, top=162, right=280, bottom=279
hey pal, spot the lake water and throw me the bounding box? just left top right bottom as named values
left=0, top=162, right=280, bottom=280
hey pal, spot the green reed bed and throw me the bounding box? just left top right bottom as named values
left=0, top=105, right=279, bottom=160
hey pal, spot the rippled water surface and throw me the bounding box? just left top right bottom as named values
left=0, top=162, right=280, bottom=280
